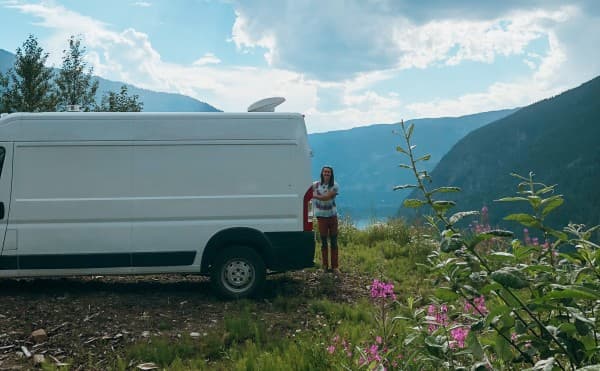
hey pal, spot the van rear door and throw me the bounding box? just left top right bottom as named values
left=0, top=143, right=12, bottom=252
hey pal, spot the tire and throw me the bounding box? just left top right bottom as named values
left=210, top=246, right=266, bottom=300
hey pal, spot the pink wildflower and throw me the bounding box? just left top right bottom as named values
left=327, top=345, right=335, bottom=354
left=370, top=279, right=397, bottom=300
left=450, top=327, right=469, bottom=348
left=523, top=228, right=531, bottom=245
left=376, top=336, right=382, bottom=344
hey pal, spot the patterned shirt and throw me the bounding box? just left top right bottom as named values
left=313, top=181, right=340, bottom=218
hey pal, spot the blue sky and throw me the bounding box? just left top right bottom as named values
left=1, top=0, right=599, bottom=132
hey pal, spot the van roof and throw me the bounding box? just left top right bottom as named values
left=0, top=112, right=307, bottom=142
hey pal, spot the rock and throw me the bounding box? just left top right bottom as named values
left=31, top=329, right=48, bottom=343
left=189, top=332, right=200, bottom=338
left=33, top=354, right=45, bottom=365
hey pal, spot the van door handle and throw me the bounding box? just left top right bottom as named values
left=0, top=202, right=4, bottom=220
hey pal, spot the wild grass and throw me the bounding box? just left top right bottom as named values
left=105, top=218, right=436, bottom=370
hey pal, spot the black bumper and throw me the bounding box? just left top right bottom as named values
left=264, top=231, right=315, bottom=271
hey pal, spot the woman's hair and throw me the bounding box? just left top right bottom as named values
left=320, top=166, right=335, bottom=187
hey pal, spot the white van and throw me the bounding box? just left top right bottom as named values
left=0, top=109, right=315, bottom=299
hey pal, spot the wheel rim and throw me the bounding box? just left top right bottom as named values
left=222, top=258, right=255, bottom=293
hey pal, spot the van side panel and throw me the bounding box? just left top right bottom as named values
left=130, top=140, right=301, bottom=264
left=10, top=142, right=133, bottom=258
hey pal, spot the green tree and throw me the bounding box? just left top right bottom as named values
left=55, top=35, right=99, bottom=111
left=96, top=85, right=143, bottom=112
left=4, top=34, right=57, bottom=112
left=0, top=71, right=8, bottom=113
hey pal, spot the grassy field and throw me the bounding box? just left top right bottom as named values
left=74, top=218, right=436, bottom=371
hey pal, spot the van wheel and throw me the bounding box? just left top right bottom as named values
left=210, top=246, right=265, bottom=299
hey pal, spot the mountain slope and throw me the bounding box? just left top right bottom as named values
left=403, top=75, right=600, bottom=229
left=309, top=109, right=517, bottom=220
left=0, top=48, right=219, bottom=112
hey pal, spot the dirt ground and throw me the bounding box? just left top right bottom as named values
left=0, top=270, right=367, bottom=370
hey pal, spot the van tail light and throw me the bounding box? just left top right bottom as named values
left=303, top=186, right=313, bottom=232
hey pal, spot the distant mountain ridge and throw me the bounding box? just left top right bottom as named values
left=0, top=48, right=220, bottom=112
left=309, top=109, right=518, bottom=221
left=402, top=75, right=600, bottom=229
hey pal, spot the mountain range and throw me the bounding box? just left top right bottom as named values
left=308, top=109, right=517, bottom=221
left=402, top=75, right=600, bottom=230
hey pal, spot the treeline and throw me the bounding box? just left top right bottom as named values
left=0, top=34, right=143, bottom=113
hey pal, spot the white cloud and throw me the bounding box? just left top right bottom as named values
left=192, top=53, right=221, bottom=66
left=3, top=0, right=599, bottom=133
left=229, top=1, right=579, bottom=80
left=133, top=1, right=151, bottom=7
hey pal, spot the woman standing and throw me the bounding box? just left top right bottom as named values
left=313, top=166, right=340, bottom=272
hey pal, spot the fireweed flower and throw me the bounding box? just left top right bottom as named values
left=427, top=303, right=449, bottom=333
left=371, top=279, right=397, bottom=300
left=464, top=296, right=488, bottom=315
left=450, top=327, right=469, bottom=348
left=523, top=228, right=531, bottom=245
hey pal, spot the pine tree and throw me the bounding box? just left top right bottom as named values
left=0, top=71, right=8, bottom=113
left=4, top=35, right=57, bottom=112
left=55, top=35, right=99, bottom=111
left=96, top=85, right=143, bottom=112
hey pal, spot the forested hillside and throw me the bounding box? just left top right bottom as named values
left=401, top=75, right=600, bottom=229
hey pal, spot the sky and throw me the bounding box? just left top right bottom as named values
left=1, top=0, right=599, bottom=133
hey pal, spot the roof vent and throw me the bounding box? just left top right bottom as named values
left=247, top=97, right=285, bottom=112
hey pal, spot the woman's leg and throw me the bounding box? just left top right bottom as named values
left=318, top=218, right=330, bottom=270
left=330, top=217, right=339, bottom=270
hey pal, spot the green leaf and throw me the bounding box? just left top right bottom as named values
left=431, top=186, right=461, bottom=194
left=403, top=199, right=426, bottom=208
left=398, top=163, right=412, bottom=169
left=440, top=236, right=465, bottom=253
left=396, top=145, right=407, bottom=154
left=548, top=229, right=568, bottom=241
left=492, top=333, right=513, bottom=362
left=531, top=357, right=557, bottom=371
left=488, top=252, right=516, bottom=262
left=482, top=229, right=514, bottom=238
left=415, top=154, right=431, bottom=162
left=546, top=286, right=600, bottom=300
left=541, top=196, right=563, bottom=216
left=434, top=287, right=459, bottom=301
left=393, top=184, right=417, bottom=191
left=503, top=213, right=541, bottom=228
left=491, top=267, right=529, bottom=289
left=527, top=195, right=542, bottom=208
left=407, top=123, right=415, bottom=139
left=448, top=210, right=478, bottom=225
left=576, top=365, right=600, bottom=371
left=495, top=196, right=529, bottom=203
left=535, top=185, right=556, bottom=196
left=432, top=200, right=456, bottom=212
